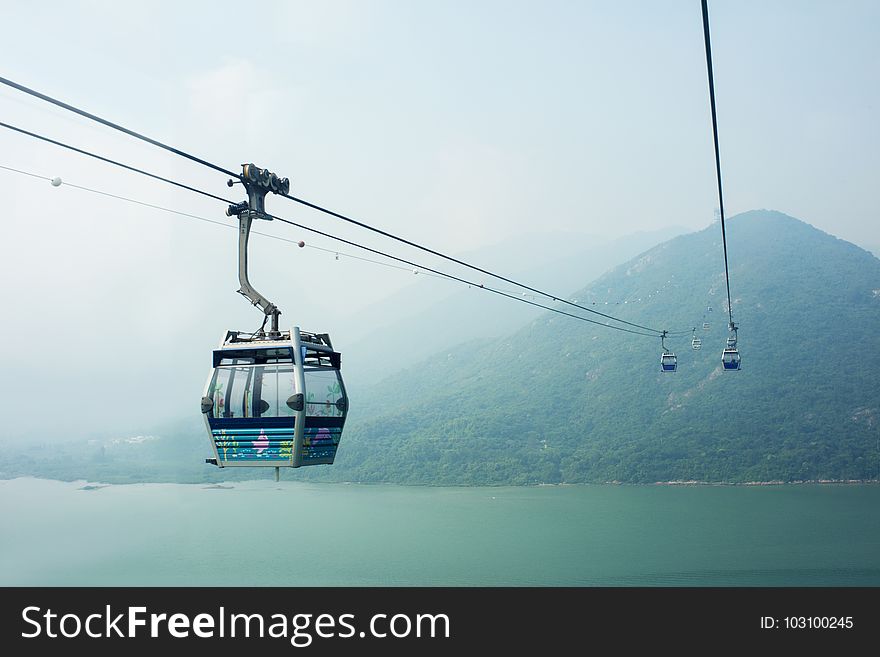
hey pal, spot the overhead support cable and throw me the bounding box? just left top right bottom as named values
left=0, top=76, right=667, bottom=336
left=0, top=161, right=657, bottom=337
left=700, top=0, right=735, bottom=330
left=0, top=76, right=237, bottom=178
left=273, top=190, right=665, bottom=333
left=0, top=121, right=234, bottom=205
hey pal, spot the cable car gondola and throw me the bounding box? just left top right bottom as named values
left=721, top=323, right=741, bottom=371
left=702, top=322, right=710, bottom=331
left=691, top=328, right=702, bottom=350
left=202, top=328, right=347, bottom=468
left=200, top=163, right=349, bottom=478
left=721, top=347, right=741, bottom=370
left=660, top=331, right=677, bottom=372
left=661, top=352, right=677, bottom=372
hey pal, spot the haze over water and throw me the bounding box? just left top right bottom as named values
left=1, top=478, right=878, bottom=586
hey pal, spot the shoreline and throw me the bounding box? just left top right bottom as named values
left=2, top=475, right=878, bottom=489
left=649, top=479, right=879, bottom=486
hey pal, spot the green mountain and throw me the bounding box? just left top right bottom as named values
left=3, top=210, right=878, bottom=485
left=306, top=210, right=880, bottom=484
left=343, top=227, right=685, bottom=388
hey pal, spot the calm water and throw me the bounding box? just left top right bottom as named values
left=1, top=478, right=878, bottom=586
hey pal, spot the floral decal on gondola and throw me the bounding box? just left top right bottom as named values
left=253, top=429, right=268, bottom=454
left=208, top=381, right=225, bottom=415
left=306, top=380, right=344, bottom=417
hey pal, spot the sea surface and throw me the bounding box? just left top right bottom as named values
left=1, top=478, right=878, bottom=586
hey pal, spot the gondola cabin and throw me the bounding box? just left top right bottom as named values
left=660, top=352, right=677, bottom=372
left=201, top=327, right=348, bottom=468
left=692, top=337, right=702, bottom=350
left=702, top=322, right=710, bottom=330
left=721, top=347, right=741, bottom=370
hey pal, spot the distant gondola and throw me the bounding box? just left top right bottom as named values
left=660, top=330, right=677, bottom=372
left=661, top=351, right=678, bottom=372
left=721, top=347, right=741, bottom=370
left=722, top=324, right=741, bottom=371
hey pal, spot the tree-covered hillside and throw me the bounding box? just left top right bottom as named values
left=309, top=210, right=880, bottom=484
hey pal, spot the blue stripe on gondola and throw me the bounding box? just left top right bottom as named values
left=214, top=442, right=293, bottom=448
left=212, top=421, right=294, bottom=462
left=303, top=427, right=341, bottom=441
left=301, top=426, right=341, bottom=464
left=209, top=422, right=345, bottom=466
left=304, top=416, right=345, bottom=428
left=208, top=416, right=345, bottom=429
left=208, top=417, right=296, bottom=430
left=212, top=428, right=293, bottom=435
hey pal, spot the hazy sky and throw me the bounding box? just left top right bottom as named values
left=1, top=1, right=878, bottom=439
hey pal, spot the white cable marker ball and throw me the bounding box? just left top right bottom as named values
left=50, top=177, right=62, bottom=187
